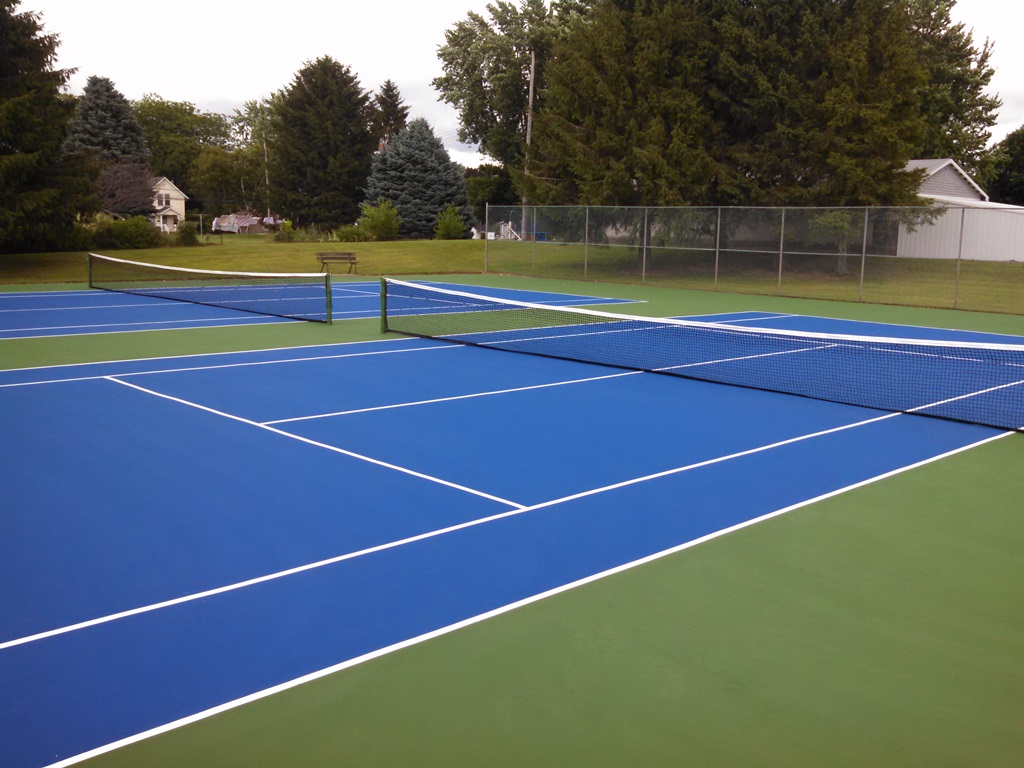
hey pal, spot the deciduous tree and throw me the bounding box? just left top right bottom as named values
left=433, top=0, right=596, bottom=169
left=134, top=94, right=232, bottom=211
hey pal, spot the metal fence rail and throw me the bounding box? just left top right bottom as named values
left=484, top=204, right=1024, bottom=315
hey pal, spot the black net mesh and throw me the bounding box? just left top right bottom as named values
left=89, top=253, right=332, bottom=323
left=382, top=278, right=1024, bottom=431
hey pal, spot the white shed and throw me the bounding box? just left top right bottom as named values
left=898, top=159, right=1024, bottom=262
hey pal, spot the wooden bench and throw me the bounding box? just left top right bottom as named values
left=316, top=252, right=358, bottom=274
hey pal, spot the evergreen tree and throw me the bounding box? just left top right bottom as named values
left=371, top=80, right=409, bottom=150
left=64, top=76, right=149, bottom=161
left=524, top=0, right=716, bottom=205
left=908, top=0, right=1000, bottom=177
left=528, top=0, right=926, bottom=208
left=0, top=0, right=94, bottom=252
left=364, top=118, right=471, bottom=238
left=270, top=57, right=376, bottom=229
left=64, top=75, right=154, bottom=216
left=988, top=127, right=1024, bottom=205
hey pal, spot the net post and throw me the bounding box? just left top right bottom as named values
left=379, top=278, right=389, bottom=333
left=87, top=252, right=94, bottom=288
left=324, top=273, right=333, bottom=324
left=954, top=207, right=965, bottom=309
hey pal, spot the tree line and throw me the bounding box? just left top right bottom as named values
left=436, top=0, right=1023, bottom=208
left=0, top=0, right=470, bottom=253
left=5, top=0, right=1024, bottom=255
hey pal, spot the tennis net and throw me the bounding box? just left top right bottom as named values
left=381, top=278, right=1024, bottom=431
left=88, top=253, right=332, bottom=323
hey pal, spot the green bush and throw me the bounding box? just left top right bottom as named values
left=176, top=221, right=199, bottom=246
left=88, top=215, right=161, bottom=249
left=333, top=225, right=370, bottom=242
left=357, top=200, right=402, bottom=241
left=433, top=204, right=468, bottom=240
left=274, top=220, right=295, bottom=243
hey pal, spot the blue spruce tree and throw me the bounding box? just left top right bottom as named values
left=364, top=119, right=470, bottom=238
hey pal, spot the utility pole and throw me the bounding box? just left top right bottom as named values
left=522, top=48, right=536, bottom=237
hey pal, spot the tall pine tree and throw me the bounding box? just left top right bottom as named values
left=908, top=0, right=1000, bottom=177
left=1, top=0, right=94, bottom=252
left=527, top=0, right=927, bottom=207
left=65, top=76, right=149, bottom=161
left=364, top=119, right=470, bottom=238
left=65, top=75, right=154, bottom=216
left=270, top=57, right=376, bottom=229
left=371, top=80, right=409, bottom=150
left=524, top=0, right=717, bottom=205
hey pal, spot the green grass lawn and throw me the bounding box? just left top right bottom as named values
left=3, top=235, right=1020, bottom=315
left=0, top=237, right=487, bottom=286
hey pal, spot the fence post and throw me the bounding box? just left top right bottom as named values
left=714, top=207, right=721, bottom=288
left=642, top=207, right=649, bottom=285
left=531, top=207, right=537, bottom=276
left=484, top=203, right=489, bottom=272
left=777, top=208, right=786, bottom=296
left=858, top=207, right=869, bottom=302
left=954, top=207, right=966, bottom=309
left=584, top=206, right=589, bottom=278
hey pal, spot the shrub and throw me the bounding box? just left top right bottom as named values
left=357, top=200, right=402, bottom=241
left=433, top=204, right=468, bottom=240
left=333, top=225, right=370, bottom=242
left=176, top=221, right=199, bottom=246
left=88, top=215, right=161, bottom=249
left=110, top=216, right=162, bottom=249
left=274, top=220, right=295, bottom=243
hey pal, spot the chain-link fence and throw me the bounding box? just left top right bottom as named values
left=484, top=205, right=1024, bottom=315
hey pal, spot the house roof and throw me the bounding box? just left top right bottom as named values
left=150, top=176, right=189, bottom=199
left=906, top=158, right=988, bottom=202
left=920, top=194, right=1024, bottom=211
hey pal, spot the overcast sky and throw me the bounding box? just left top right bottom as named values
left=21, top=0, right=1024, bottom=169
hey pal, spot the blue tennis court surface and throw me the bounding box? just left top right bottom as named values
left=0, top=281, right=634, bottom=339
left=1, top=307, right=1019, bottom=767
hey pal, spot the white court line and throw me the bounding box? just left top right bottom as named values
left=0, top=341, right=457, bottom=388
left=36, top=427, right=1016, bottom=768
left=264, top=369, right=644, bottom=424
left=104, top=376, right=525, bottom=510
left=262, top=342, right=833, bottom=426
left=2, top=404, right=922, bottom=651
left=0, top=301, right=181, bottom=313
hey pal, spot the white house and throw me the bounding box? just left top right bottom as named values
left=150, top=177, right=188, bottom=233
left=898, top=159, right=1024, bottom=262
